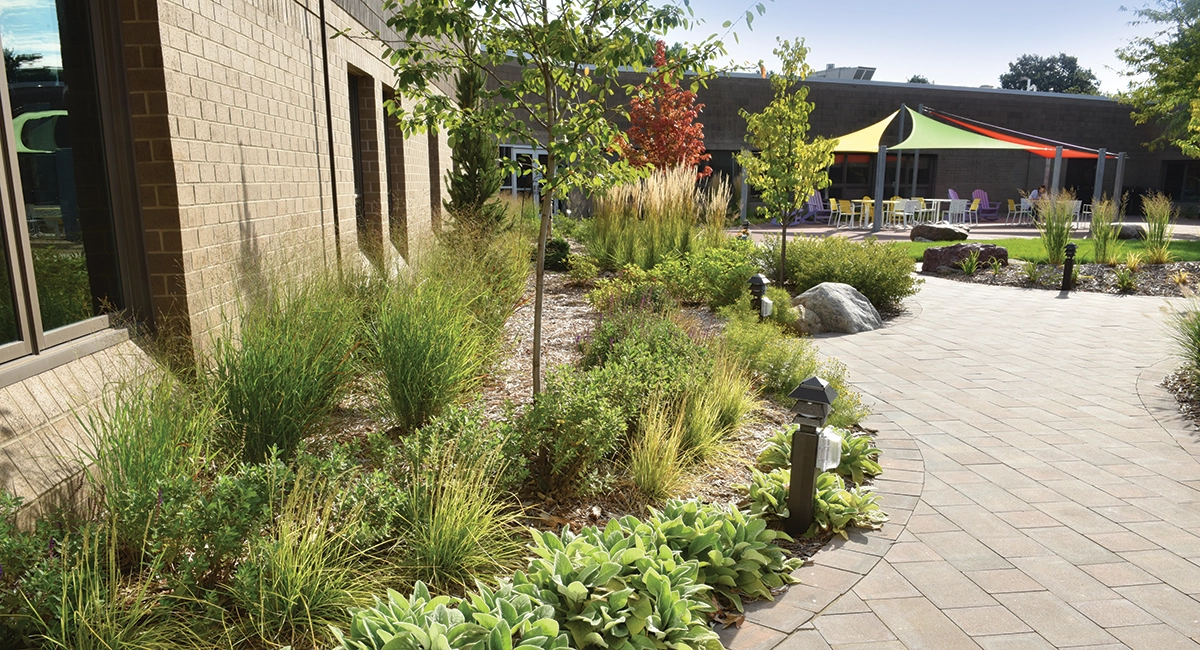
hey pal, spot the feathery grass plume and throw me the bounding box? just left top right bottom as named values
left=1142, top=191, right=1177, bottom=264
left=1035, top=190, right=1076, bottom=266
left=586, top=166, right=731, bottom=270
left=396, top=441, right=522, bottom=593
left=1089, top=198, right=1123, bottom=265
left=209, top=276, right=359, bottom=463
left=629, top=394, right=686, bottom=501
left=226, top=469, right=386, bottom=649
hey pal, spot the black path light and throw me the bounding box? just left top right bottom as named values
left=749, top=273, right=771, bottom=321
left=1061, top=242, right=1078, bottom=292
left=786, top=376, right=839, bottom=535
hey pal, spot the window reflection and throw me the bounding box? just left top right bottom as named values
left=3, top=0, right=122, bottom=334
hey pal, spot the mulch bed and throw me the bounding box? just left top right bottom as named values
left=924, top=259, right=1200, bottom=298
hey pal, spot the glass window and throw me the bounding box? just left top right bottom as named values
left=4, top=0, right=123, bottom=338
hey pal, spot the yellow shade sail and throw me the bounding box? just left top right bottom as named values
left=832, top=110, right=899, bottom=152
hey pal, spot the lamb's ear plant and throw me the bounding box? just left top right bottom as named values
left=1142, top=191, right=1177, bottom=265
left=757, top=426, right=796, bottom=471
left=810, top=472, right=888, bottom=539
left=837, top=433, right=882, bottom=485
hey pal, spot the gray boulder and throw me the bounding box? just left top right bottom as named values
left=1118, top=224, right=1146, bottom=240
left=789, top=302, right=824, bottom=335
left=922, top=243, right=1008, bottom=272
left=794, top=283, right=881, bottom=334
left=910, top=221, right=970, bottom=242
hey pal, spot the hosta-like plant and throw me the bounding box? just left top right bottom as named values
left=740, top=468, right=791, bottom=520
left=612, top=500, right=803, bottom=611
left=836, top=433, right=881, bottom=485
left=516, top=526, right=720, bottom=650
left=811, top=472, right=888, bottom=539
left=333, top=581, right=569, bottom=650
left=756, top=426, right=794, bottom=471
left=756, top=426, right=882, bottom=485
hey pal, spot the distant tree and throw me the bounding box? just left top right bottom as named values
left=3, top=49, right=42, bottom=80
left=736, top=39, right=835, bottom=284
left=907, top=74, right=930, bottom=84
left=1117, top=0, right=1200, bottom=156
left=443, top=47, right=507, bottom=234
left=618, top=40, right=712, bottom=178
left=999, top=53, right=1100, bottom=94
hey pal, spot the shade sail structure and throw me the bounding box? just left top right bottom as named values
left=832, top=110, right=898, bottom=152
left=890, top=107, right=1044, bottom=152
left=927, top=108, right=1112, bottom=159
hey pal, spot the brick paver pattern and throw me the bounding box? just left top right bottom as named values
left=720, top=277, right=1200, bottom=650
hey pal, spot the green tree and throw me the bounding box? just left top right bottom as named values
left=1117, top=0, right=1200, bottom=156
left=999, top=53, right=1100, bottom=94
left=736, top=39, right=835, bottom=285
left=3, top=48, right=42, bottom=81
left=444, top=55, right=507, bottom=234
left=907, top=74, right=930, bottom=84
left=381, top=0, right=724, bottom=394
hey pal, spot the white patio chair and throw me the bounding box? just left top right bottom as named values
left=944, top=199, right=969, bottom=224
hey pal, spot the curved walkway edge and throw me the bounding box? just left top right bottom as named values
left=723, top=277, right=1200, bottom=650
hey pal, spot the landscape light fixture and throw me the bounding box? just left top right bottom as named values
left=785, top=376, right=839, bottom=535
left=1062, top=243, right=1077, bottom=292
left=749, top=274, right=773, bottom=321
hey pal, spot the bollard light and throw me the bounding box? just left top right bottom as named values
left=749, top=274, right=771, bottom=321
left=785, top=376, right=839, bottom=535
left=1061, top=242, right=1078, bottom=292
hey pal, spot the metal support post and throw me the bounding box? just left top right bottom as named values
left=1093, top=148, right=1107, bottom=203
left=1113, top=152, right=1127, bottom=202
left=911, top=150, right=920, bottom=197
left=873, top=145, right=887, bottom=232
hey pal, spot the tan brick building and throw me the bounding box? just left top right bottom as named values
left=0, top=0, right=443, bottom=514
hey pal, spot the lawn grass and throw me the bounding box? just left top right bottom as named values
left=898, top=238, right=1200, bottom=264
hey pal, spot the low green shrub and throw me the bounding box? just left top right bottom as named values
left=512, top=366, right=625, bottom=494
left=407, top=405, right=527, bottom=493
left=652, top=242, right=757, bottom=310
left=764, top=286, right=798, bottom=331
left=585, top=266, right=676, bottom=314
left=718, top=308, right=869, bottom=428
left=566, top=253, right=599, bottom=286
left=210, top=278, right=358, bottom=463
left=374, top=277, right=486, bottom=433
left=754, top=236, right=918, bottom=311
left=611, top=500, right=802, bottom=612
left=516, top=526, right=720, bottom=650
left=543, top=235, right=571, bottom=272
left=0, top=492, right=48, bottom=647
left=81, top=376, right=215, bottom=557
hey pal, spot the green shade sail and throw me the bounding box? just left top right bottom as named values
left=891, top=106, right=1043, bottom=151
left=832, top=110, right=898, bottom=152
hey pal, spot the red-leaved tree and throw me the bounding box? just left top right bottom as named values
left=619, top=41, right=712, bottom=178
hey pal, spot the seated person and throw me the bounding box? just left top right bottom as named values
left=1029, top=184, right=1047, bottom=201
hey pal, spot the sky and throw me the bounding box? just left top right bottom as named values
left=666, top=0, right=1160, bottom=92
left=0, top=0, right=61, bottom=69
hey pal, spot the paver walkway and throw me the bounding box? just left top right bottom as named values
left=721, top=277, right=1200, bottom=650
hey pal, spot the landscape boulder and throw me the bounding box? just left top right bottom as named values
left=910, top=221, right=970, bottom=242
left=791, top=303, right=824, bottom=336
left=1118, top=224, right=1146, bottom=240
left=793, top=283, right=881, bottom=335
left=922, top=243, right=1008, bottom=272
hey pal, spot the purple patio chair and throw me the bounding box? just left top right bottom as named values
left=948, top=188, right=960, bottom=201
left=972, top=189, right=1000, bottom=221
left=802, top=194, right=833, bottom=223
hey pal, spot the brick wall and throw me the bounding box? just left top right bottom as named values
left=131, top=0, right=438, bottom=347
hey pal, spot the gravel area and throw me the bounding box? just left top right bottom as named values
left=924, top=259, right=1200, bottom=297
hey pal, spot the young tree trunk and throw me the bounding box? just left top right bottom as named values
left=532, top=151, right=556, bottom=395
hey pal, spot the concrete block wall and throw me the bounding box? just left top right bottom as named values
left=127, top=0, right=443, bottom=347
